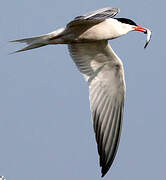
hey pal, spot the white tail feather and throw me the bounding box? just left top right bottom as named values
left=10, top=28, right=65, bottom=53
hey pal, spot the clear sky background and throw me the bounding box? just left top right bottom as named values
left=0, top=0, right=165, bottom=180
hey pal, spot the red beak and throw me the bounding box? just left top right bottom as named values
left=134, top=26, right=147, bottom=33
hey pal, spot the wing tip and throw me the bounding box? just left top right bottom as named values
left=117, top=8, right=120, bottom=12
left=101, top=167, right=109, bottom=177
left=106, top=7, right=120, bottom=13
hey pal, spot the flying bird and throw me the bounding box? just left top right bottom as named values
left=11, top=7, right=152, bottom=177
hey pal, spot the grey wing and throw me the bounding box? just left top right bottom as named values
left=90, top=72, right=124, bottom=177
left=67, top=7, right=120, bottom=27
left=74, top=7, right=120, bottom=20
left=68, top=41, right=125, bottom=177
left=68, top=41, right=112, bottom=80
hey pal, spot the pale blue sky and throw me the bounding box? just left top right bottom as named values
left=0, top=0, right=165, bottom=180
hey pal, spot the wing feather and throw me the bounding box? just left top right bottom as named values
left=68, top=41, right=125, bottom=177
left=67, top=7, right=120, bottom=28
left=74, top=7, right=120, bottom=20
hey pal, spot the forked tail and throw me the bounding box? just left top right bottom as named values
left=10, top=28, right=65, bottom=53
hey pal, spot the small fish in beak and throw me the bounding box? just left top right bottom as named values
left=144, top=28, right=152, bottom=49
left=134, top=26, right=152, bottom=48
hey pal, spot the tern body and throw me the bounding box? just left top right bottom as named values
left=49, top=18, right=132, bottom=43
left=11, top=7, right=151, bottom=177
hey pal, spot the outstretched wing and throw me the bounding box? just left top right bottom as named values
left=67, top=7, right=120, bottom=27
left=68, top=41, right=125, bottom=177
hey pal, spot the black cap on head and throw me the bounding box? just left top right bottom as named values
left=116, top=18, right=137, bottom=26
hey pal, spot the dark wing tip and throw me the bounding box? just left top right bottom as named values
left=100, top=159, right=114, bottom=177
left=101, top=168, right=109, bottom=177
left=98, top=103, right=123, bottom=177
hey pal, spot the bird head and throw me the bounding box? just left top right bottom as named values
left=116, top=18, right=146, bottom=33
left=115, top=18, right=151, bottom=48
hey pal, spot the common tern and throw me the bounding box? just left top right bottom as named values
left=11, top=7, right=152, bottom=177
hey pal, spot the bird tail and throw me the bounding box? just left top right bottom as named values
left=10, top=28, right=65, bottom=54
